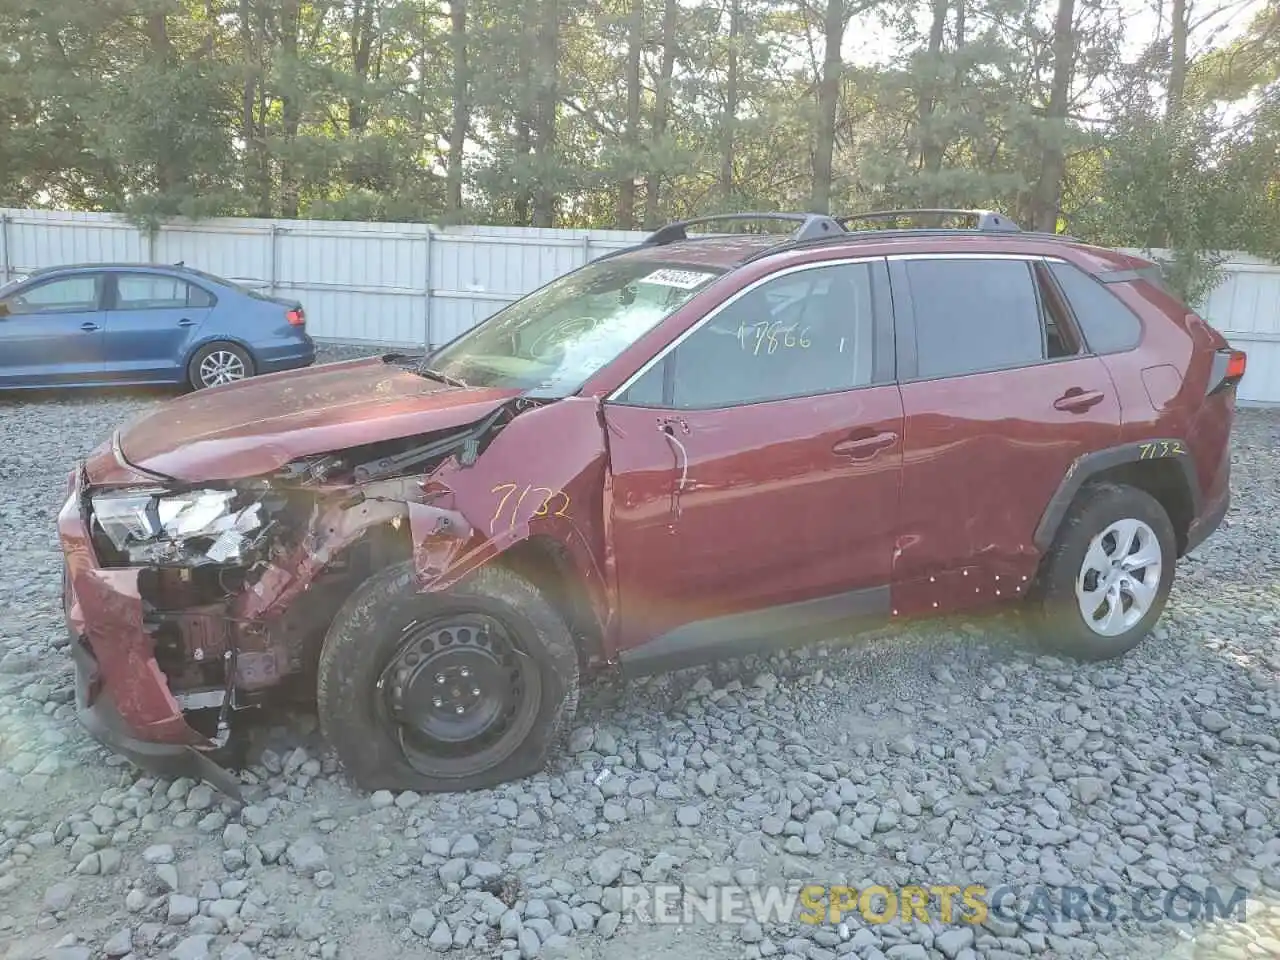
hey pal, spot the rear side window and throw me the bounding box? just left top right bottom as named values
left=904, top=258, right=1075, bottom=380
left=1049, top=261, right=1142, bottom=354
left=115, top=274, right=215, bottom=310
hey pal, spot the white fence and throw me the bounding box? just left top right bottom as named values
left=2, top=208, right=1278, bottom=403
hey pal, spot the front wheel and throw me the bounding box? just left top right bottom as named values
left=1031, top=481, right=1177, bottom=661
left=316, top=561, right=579, bottom=792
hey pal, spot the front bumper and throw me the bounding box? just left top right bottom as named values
left=58, top=469, right=242, bottom=800
left=70, top=636, right=242, bottom=799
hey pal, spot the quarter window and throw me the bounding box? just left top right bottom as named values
left=904, top=258, right=1076, bottom=379
left=2, top=275, right=100, bottom=315
left=1049, top=261, right=1142, bottom=354
left=620, top=261, right=879, bottom=409
left=115, top=274, right=214, bottom=310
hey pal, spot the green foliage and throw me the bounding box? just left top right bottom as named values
left=0, top=0, right=1273, bottom=287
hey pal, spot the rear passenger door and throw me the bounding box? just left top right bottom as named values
left=100, top=273, right=217, bottom=383
left=889, top=254, right=1122, bottom=615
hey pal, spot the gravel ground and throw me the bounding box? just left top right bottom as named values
left=1, top=349, right=1278, bottom=960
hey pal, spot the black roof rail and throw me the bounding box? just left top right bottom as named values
left=643, top=212, right=845, bottom=247
left=838, top=208, right=1021, bottom=233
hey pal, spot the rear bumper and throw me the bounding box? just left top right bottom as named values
left=1185, top=482, right=1230, bottom=554
left=255, top=338, right=315, bottom=374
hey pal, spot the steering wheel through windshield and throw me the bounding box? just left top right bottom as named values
left=527, top=315, right=601, bottom=362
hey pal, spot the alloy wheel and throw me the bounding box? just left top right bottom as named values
left=198, top=350, right=247, bottom=387
left=1075, top=517, right=1163, bottom=637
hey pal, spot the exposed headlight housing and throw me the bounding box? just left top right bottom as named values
left=91, top=488, right=264, bottom=565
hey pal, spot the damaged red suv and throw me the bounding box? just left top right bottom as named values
left=59, top=209, right=1244, bottom=798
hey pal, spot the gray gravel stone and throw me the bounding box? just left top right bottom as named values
left=1, top=392, right=1279, bottom=960
left=103, top=928, right=134, bottom=957
left=411, top=909, right=437, bottom=937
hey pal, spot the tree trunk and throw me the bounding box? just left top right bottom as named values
left=1167, top=0, right=1187, bottom=118
left=280, top=0, right=301, bottom=218
left=810, top=0, right=844, bottom=214
left=719, top=0, right=741, bottom=207
left=145, top=11, right=173, bottom=195
left=643, top=0, right=677, bottom=228
left=917, top=0, right=948, bottom=200
left=616, top=0, right=643, bottom=227
left=513, top=0, right=537, bottom=224
left=238, top=0, right=260, bottom=210
left=1029, top=0, right=1075, bottom=232
left=203, top=0, right=217, bottom=58
left=349, top=0, right=376, bottom=134
left=447, top=0, right=470, bottom=214
left=531, top=0, right=559, bottom=227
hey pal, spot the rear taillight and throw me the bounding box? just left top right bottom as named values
left=1207, top=347, right=1247, bottom=395
left=287, top=308, right=305, bottom=326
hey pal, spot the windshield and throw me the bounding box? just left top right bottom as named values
left=424, top=258, right=724, bottom=393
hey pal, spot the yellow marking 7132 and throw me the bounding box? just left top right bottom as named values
left=1138, top=440, right=1186, bottom=460
left=489, top=483, right=571, bottom=534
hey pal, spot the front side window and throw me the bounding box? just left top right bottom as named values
left=426, top=259, right=724, bottom=393
left=116, top=274, right=214, bottom=310
left=905, top=258, right=1076, bottom=379
left=2, top=275, right=100, bottom=315
left=619, top=260, right=879, bottom=409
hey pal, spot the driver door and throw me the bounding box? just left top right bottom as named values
left=0, top=273, right=107, bottom=387
left=603, top=258, right=904, bottom=673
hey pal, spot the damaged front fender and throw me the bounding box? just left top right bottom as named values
left=404, top=397, right=614, bottom=650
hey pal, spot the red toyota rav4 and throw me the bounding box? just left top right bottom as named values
left=59, top=210, right=1244, bottom=798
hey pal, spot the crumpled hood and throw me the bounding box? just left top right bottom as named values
left=115, top=357, right=519, bottom=481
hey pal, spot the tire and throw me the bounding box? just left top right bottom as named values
left=188, top=341, right=255, bottom=390
left=316, top=561, right=580, bottom=793
left=1031, top=481, right=1177, bottom=661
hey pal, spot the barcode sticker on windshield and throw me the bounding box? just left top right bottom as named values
left=639, top=268, right=715, bottom=289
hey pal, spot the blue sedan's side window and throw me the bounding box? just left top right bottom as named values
left=4, top=276, right=100, bottom=315
left=116, top=275, right=214, bottom=310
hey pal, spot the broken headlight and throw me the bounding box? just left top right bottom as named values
left=91, top=489, right=264, bottom=565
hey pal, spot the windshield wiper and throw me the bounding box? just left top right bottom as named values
left=416, top=367, right=469, bottom=389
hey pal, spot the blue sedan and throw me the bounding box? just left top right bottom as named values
left=0, top=263, right=316, bottom=390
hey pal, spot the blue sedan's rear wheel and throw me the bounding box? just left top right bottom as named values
left=189, top=342, right=255, bottom=390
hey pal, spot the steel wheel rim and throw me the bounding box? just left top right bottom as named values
left=1076, top=518, right=1163, bottom=637
left=375, top=614, right=542, bottom=777
left=199, top=350, right=247, bottom=387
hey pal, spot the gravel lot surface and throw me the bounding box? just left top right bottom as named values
left=0, top=347, right=1277, bottom=960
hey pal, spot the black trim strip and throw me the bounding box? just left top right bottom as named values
left=1097, top=268, right=1144, bottom=284
left=1032, top=440, right=1202, bottom=551
left=887, top=259, right=919, bottom=381
left=618, top=586, right=889, bottom=677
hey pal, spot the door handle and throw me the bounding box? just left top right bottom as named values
left=1054, top=388, right=1105, bottom=413
left=833, top=430, right=899, bottom=459
left=80, top=322, right=100, bottom=332
left=177, top=318, right=196, bottom=327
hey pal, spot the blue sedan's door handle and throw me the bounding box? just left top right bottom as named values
left=177, top=318, right=196, bottom=327
left=80, top=322, right=100, bottom=332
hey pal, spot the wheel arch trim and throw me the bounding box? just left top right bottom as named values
left=1033, top=439, right=1202, bottom=552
